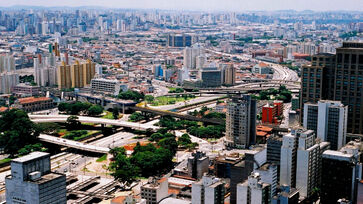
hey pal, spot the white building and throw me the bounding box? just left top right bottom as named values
left=91, top=78, right=124, bottom=96
left=304, top=100, right=348, bottom=150
left=192, top=175, right=225, bottom=204
left=183, top=44, right=204, bottom=69
left=0, top=73, right=19, bottom=94
left=140, top=177, right=168, bottom=204
left=237, top=172, right=271, bottom=204
left=254, top=163, right=278, bottom=197
left=280, top=131, right=299, bottom=188
left=296, top=130, right=330, bottom=198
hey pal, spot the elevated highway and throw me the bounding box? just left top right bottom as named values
left=29, top=115, right=159, bottom=131
left=130, top=106, right=225, bottom=125
left=39, top=134, right=110, bottom=154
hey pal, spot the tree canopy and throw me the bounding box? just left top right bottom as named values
left=0, top=109, right=39, bottom=156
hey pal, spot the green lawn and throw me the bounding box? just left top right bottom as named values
left=102, top=111, right=114, bottom=119
left=150, top=96, right=195, bottom=106
left=0, top=158, right=11, bottom=165
left=96, top=154, right=108, bottom=162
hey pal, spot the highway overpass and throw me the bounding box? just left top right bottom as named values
left=29, top=115, right=159, bottom=131
left=130, top=106, right=225, bottom=125
left=39, top=134, right=110, bottom=154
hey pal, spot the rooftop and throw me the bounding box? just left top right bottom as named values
left=12, top=151, right=50, bottom=163
left=18, top=97, right=52, bottom=104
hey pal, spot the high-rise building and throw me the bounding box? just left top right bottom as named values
left=82, top=59, right=96, bottom=86
left=225, top=95, right=257, bottom=148
left=199, top=67, right=222, bottom=87
left=192, top=174, right=225, bottom=204
left=272, top=185, right=299, bottom=204
left=280, top=131, right=299, bottom=188
left=57, top=61, right=71, bottom=89
left=266, top=135, right=283, bottom=180
left=301, top=42, right=363, bottom=135
left=70, top=60, right=83, bottom=88
left=220, top=63, right=236, bottom=85
left=321, top=140, right=362, bottom=204
left=237, top=172, right=271, bottom=204
left=300, top=53, right=335, bottom=120
left=304, top=100, right=348, bottom=150
left=229, top=147, right=266, bottom=204
left=0, top=54, right=16, bottom=73
left=5, top=152, right=66, bottom=204
left=254, top=163, right=278, bottom=197
left=187, top=151, right=209, bottom=179
left=183, top=44, right=204, bottom=69
left=295, top=130, right=330, bottom=198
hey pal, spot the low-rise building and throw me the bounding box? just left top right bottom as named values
left=16, top=97, right=55, bottom=112
left=140, top=177, right=168, bottom=204
left=12, top=83, right=41, bottom=97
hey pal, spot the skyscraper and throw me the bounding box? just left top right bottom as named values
left=304, top=100, right=348, bottom=150
left=301, top=42, right=363, bottom=135
left=280, top=131, right=299, bottom=188
left=183, top=44, right=204, bottom=69
left=321, top=140, right=362, bottom=204
left=225, top=94, right=257, bottom=148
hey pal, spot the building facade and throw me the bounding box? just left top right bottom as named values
left=225, top=95, right=257, bottom=148
left=5, top=152, right=66, bottom=204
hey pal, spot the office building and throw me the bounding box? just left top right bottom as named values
left=140, top=177, right=168, bottom=204
left=225, top=95, right=257, bottom=149
left=220, top=63, right=236, bottom=85
left=168, top=33, right=192, bottom=47
left=192, top=174, right=225, bottom=204
left=267, top=135, right=283, bottom=166
left=301, top=42, right=363, bottom=135
left=300, top=53, right=335, bottom=119
left=295, top=130, right=330, bottom=198
left=321, top=141, right=362, bottom=204
left=91, top=78, right=123, bottom=96
left=199, top=67, right=222, bottom=87
left=5, top=152, right=66, bottom=204
left=237, top=172, right=271, bottom=204
left=187, top=151, right=209, bottom=179
left=304, top=100, right=348, bottom=150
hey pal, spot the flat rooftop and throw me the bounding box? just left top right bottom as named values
left=12, top=151, right=50, bottom=163
left=32, top=172, right=65, bottom=184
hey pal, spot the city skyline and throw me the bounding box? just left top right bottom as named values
left=1, top=0, right=363, bottom=11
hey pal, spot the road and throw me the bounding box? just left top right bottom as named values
left=206, top=49, right=299, bottom=82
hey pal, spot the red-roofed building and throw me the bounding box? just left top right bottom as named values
left=16, top=97, right=55, bottom=112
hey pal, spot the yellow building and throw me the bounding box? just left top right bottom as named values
left=57, top=61, right=71, bottom=89
left=57, top=60, right=96, bottom=89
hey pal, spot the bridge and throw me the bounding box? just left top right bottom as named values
left=39, top=134, right=110, bottom=154
left=239, top=78, right=300, bottom=85
left=29, top=115, right=159, bottom=131
left=130, top=106, right=225, bottom=125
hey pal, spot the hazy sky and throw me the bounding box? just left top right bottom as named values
left=0, top=0, right=362, bottom=11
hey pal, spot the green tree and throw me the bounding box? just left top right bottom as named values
left=109, top=153, right=140, bottom=186
left=158, top=137, right=178, bottom=154
left=178, top=133, right=192, bottom=146
left=129, top=112, right=145, bottom=122
left=18, top=143, right=47, bottom=156
left=112, top=108, right=120, bottom=119
left=145, top=95, right=155, bottom=103
left=109, top=147, right=126, bottom=158
left=0, top=109, right=39, bottom=156
left=87, top=105, right=104, bottom=116
left=36, top=123, right=61, bottom=135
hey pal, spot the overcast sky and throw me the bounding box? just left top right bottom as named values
left=0, top=0, right=362, bottom=11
